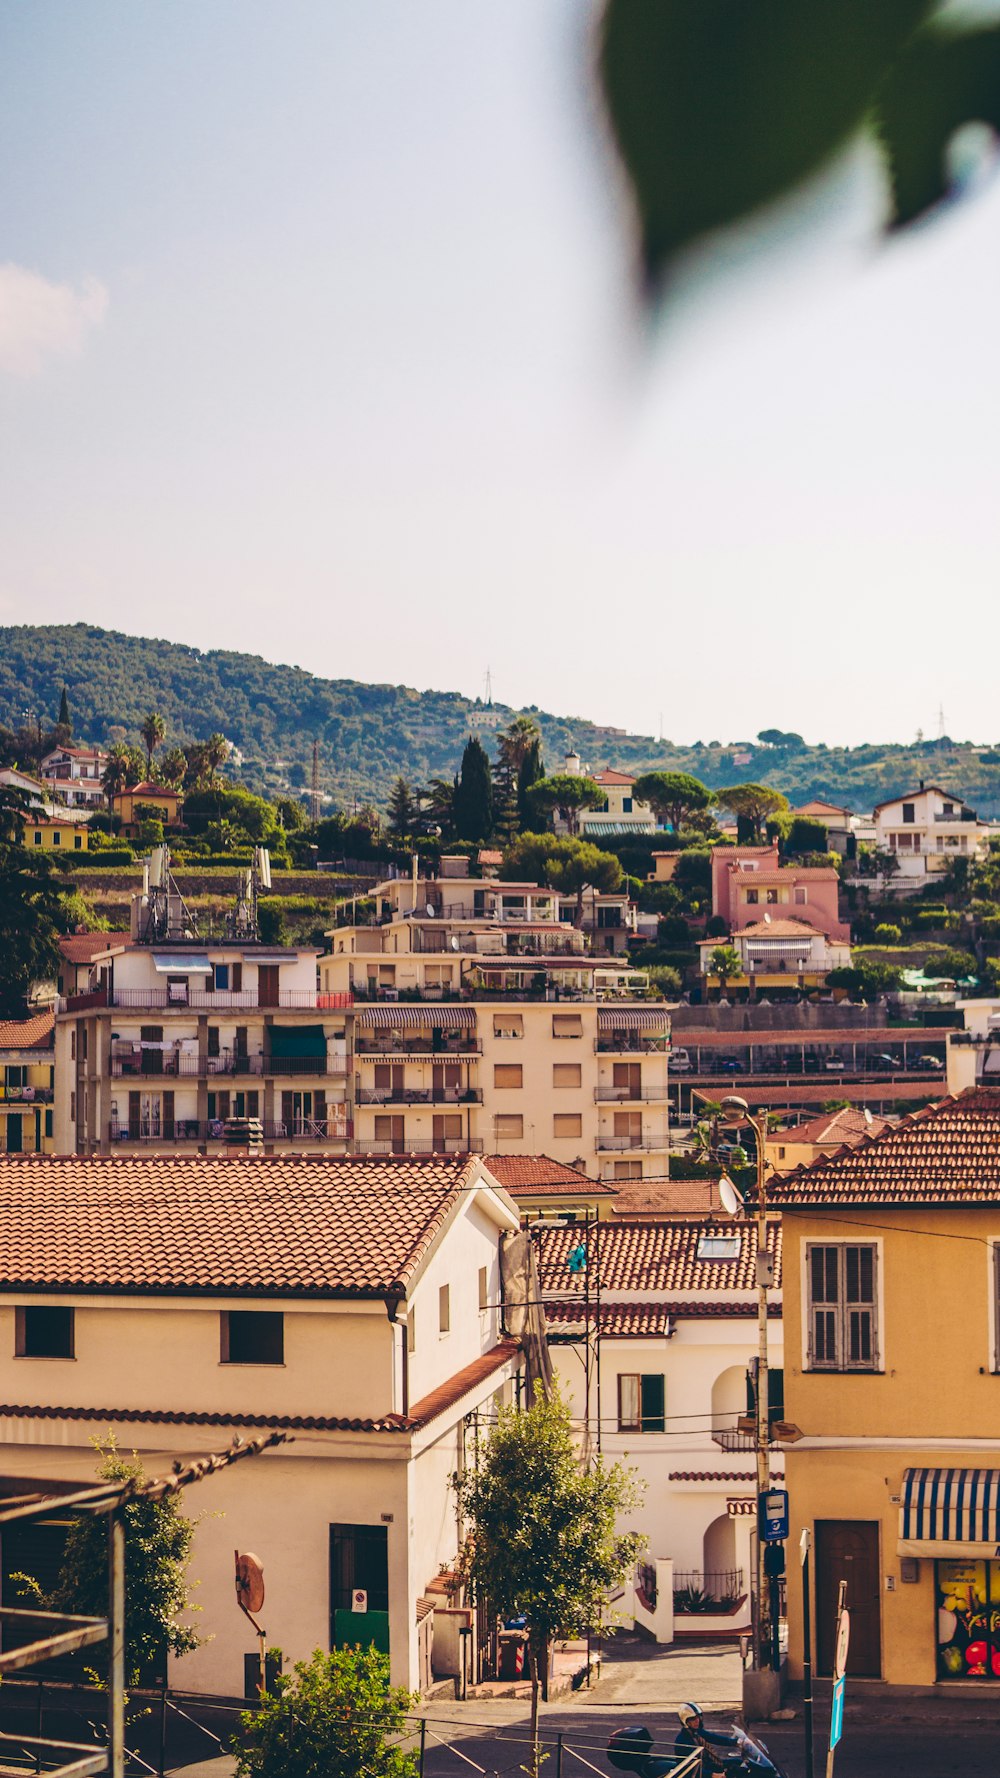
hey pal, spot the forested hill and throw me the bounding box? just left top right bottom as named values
left=3, top=622, right=1000, bottom=815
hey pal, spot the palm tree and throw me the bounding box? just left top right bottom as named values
left=101, top=743, right=131, bottom=811
left=708, top=944, right=743, bottom=998
left=202, top=733, right=230, bottom=788
left=139, top=712, right=166, bottom=776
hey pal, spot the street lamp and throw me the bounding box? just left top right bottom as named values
left=718, top=1093, right=773, bottom=1673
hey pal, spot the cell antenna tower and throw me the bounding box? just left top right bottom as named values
left=484, top=666, right=493, bottom=706
left=310, top=738, right=320, bottom=822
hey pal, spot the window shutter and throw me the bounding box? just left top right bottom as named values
left=163, top=1091, right=175, bottom=1138
left=618, top=1374, right=640, bottom=1431
left=128, top=1090, right=140, bottom=1137
left=640, top=1374, right=665, bottom=1432
left=281, top=1091, right=293, bottom=1126
left=994, top=1246, right=1000, bottom=1372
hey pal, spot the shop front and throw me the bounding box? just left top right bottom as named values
left=899, top=1468, right=1000, bottom=1683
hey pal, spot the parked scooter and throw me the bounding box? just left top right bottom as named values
left=607, top=1703, right=789, bottom=1777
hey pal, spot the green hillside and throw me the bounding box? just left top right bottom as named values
left=2, top=622, right=999, bottom=815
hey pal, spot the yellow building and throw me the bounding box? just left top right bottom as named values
left=772, top=1089, right=1000, bottom=1688
left=0, top=1011, right=55, bottom=1154
left=112, top=782, right=182, bottom=831
left=765, top=1105, right=890, bottom=1174
left=25, top=816, right=88, bottom=853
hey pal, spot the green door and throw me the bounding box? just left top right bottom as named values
left=5, top=1114, right=22, bottom=1155
left=330, top=1524, right=390, bottom=1656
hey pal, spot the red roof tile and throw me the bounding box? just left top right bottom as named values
left=774, top=1107, right=891, bottom=1148
left=58, top=933, right=126, bottom=965
left=484, top=1155, right=614, bottom=1195
left=0, top=1153, right=498, bottom=1297
left=534, top=1219, right=781, bottom=1294
left=595, top=769, right=636, bottom=786
left=544, top=1301, right=673, bottom=1337
left=768, top=1090, right=1000, bottom=1207
left=611, top=1178, right=721, bottom=1218
left=0, top=1011, right=54, bottom=1052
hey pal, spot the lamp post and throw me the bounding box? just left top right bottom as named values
left=720, top=1093, right=772, bottom=1672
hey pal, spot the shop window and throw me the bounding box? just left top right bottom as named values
left=618, top=1373, right=665, bottom=1433
left=807, top=1244, right=878, bottom=1370
left=221, top=1311, right=284, bottom=1365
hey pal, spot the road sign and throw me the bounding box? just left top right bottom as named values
left=352, top=1589, right=368, bottom=1613
left=830, top=1677, right=845, bottom=1749
left=759, top=1488, right=789, bottom=1543
left=834, top=1606, right=851, bottom=1679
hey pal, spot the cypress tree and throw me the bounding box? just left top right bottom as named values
left=516, top=737, right=544, bottom=830
left=57, top=686, right=71, bottom=735
left=453, top=736, right=493, bottom=842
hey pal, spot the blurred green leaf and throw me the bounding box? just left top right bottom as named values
left=599, top=0, right=933, bottom=284
left=876, top=25, right=1000, bottom=229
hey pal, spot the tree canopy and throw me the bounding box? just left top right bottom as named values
left=526, top=774, right=603, bottom=836
left=452, top=736, right=493, bottom=842
left=716, top=782, right=790, bottom=840
left=235, top=1646, right=416, bottom=1778
left=632, top=770, right=712, bottom=833
left=0, top=787, right=73, bottom=1015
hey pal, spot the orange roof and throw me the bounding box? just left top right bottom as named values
left=794, top=800, right=852, bottom=819
left=534, top=1218, right=781, bottom=1294
left=730, top=869, right=839, bottom=883
left=59, top=933, right=127, bottom=965
left=769, top=1090, right=1000, bottom=1207
left=0, top=1011, right=54, bottom=1052
left=484, top=1155, right=613, bottom=1195
left=611, top=1177, right=721, bottom=1218
left=775, top=1107, right=891, bottom=1148
left=595, top=769, right=636, bottom=786
left=119, top=781, right=178, bottom=797
left=0, top=1153, right=499, bottom=1297
left=699, top=918, right=824, bottom=943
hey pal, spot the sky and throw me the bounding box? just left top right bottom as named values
left=1, top=1, right=999, bottom=749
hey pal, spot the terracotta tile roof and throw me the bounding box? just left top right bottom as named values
left=768, top=1090, right=1000, bottom=1207
left=58, top=933, right=126, bottom=965
left=477, top=849, right=503, bottom=866
left=595, top=770, right=636, bottom=786
left=533, top=1219, right=781, bottom=1294
left=611, top=1178, right=720, bottom=1218
left=871, top=785, right=967, bottom=814
left=545, top=1300, right=673, bottom=1337
left=731, top=870, right=840, bottom=884
left=0, top=1343, right=519, bottom=1437
left=707, top=918, right=824, bottom=941
left=121, top=782, right=177, bottom=796
left=794, top=801, right=852, bottom=819
left=0, top=1011, right=54, bottom=1052
left=484, top=1155, right=614, bottom=1195
left=775, top=1107, right=891, bottom=1148
left=0, top=1153, right=495, bottom=1298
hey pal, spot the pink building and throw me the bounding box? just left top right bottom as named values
left=711, top=847, right=849, bottom=944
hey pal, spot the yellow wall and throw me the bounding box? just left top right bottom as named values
left=26, top=823, right=87, bottom=851
left=115, top=790, right=179, bottom=823
left=0, top=1059, right=54, bottom=1152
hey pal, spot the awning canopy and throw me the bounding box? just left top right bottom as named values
left=152, top=954, right=212, bottom=974
left=354, top=1005, right=477, bottom=1028
left=269, top=1025, right=326, bottom=1058
left=597, top=1008, right=670, bottom=1030
left=899, top=1467, right=1000, bottom=1556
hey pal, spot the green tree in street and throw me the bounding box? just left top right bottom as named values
left=526, top=773, right=603, bottom=836
left=140, top=711, right=166, bottom=776
left=632, top=770, right=712, bottom=834
left=455, top=1390, right=642, bottom=1777
left=0, top=786, right=73, bottom=1015
left=234, top=1645, right=417, bottom=1778
left=715, top=783, right=789, bottom=842
left=453, top=737, right=493, bottom=842
left=386, top=776, right=417, bottom=842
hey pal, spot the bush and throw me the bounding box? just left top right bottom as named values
left=646, top=965, right=682, bottom=996
left=657, top=915, right=691, bottom=946
left=874, top=923, right=902, bottom=944
left=672, top=849, right=712, bottom=893
left=234, top=1646, right=417, bottom=1778
left=980, top=916, right=1000, bottom=939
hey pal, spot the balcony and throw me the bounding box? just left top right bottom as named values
left=351, top=1138, right=484, bottom=1156
left=110, top=1050, right=349, bottom=1078
left=596, top=1133, right=670, bottom=1152
left=597, top=1036, right=669, bottom=1054
left=711, top=1425, right=757, bottom=1453
left=0, top=1086, right=54, bottom=1103
left=595, top=1086, right=669, bottom=1102
left=106, top=989, right=352, bottom=1011
left=355, top=1040, right=481, bottom=1059
left=108, top=1118, right=354, bottom=1145
left=356, top=1087, right=483, bottom=1106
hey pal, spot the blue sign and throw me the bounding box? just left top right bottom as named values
left=830, top=1676, right=846, bottom=1750
left=759, top=1488, right=789, bottom=1543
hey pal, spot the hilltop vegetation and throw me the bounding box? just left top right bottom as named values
left=3, top=623, right=1000, bottom=814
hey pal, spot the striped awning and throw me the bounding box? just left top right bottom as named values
left=353, top=1004, right=477, bottom=1028
left=899, top=1468, right=1000, bottom=1556
left=597, top=1008, right=671, bottom=1030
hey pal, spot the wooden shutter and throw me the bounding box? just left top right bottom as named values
left=128, top=1090, right=140, bottom=1138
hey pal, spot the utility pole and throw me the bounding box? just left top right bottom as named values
left=310, top=739, right=320, bottom=823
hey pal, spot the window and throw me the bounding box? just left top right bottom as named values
left=494, top=1114, right=523, bottom=1140
left=903, top=803, right=915, bottom=823
left=766, top=888, right=778, bottom=905
left=696, top=1234, right=741, bottom=1259
left=777, top=1145, right=786, bottom=1160
left=614, top=1160, right=643, bottom=1180
left=807, top=1244, right=878, bottom=1370
left=214, top=964, right=230, bottom=990
left=943, top=802, right=955, bottom=815
left=617, top=1373, right=665, bottom=1433
left=493, top=1015, right=523, bottom=1040
left=33, top=831, right=42, bottom=846
left=478, top=1266, right=488, bottom=1311
left=16, top=1306, right=74, bottom=1359
left=207, top=1026, right=221, bottom=1057
left=553, top=1063, right=581, bottom=1088
left=794, top=887, right=807, bottom=905
left=494, top=1064, right=522, bottom=1089
left=622, top=797, right=633, bottom=813
left=552, top=1014, right=583, bottom=1038
left=69, top=1092, right=76, bottom=1123
left=221, top=1311, right=284, bottom=1365
left=553, top=1113, right=582, bottom=1138
left=74, top=834, right=83, bottom=850
left=745, top=888, right=759, bottom=905
left=439, top=1285, right=450, bottom=1334
left=52, top=830, right=61, bottom=846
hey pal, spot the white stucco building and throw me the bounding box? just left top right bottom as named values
left=0, top=1152, right=521, bottom=1696
left=872, top=783, right=993, bottom=881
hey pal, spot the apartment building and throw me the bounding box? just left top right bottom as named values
left=0, top=1010, right=55, bottom=1155
left=39, top=746, right=107, bottom=810
left=319, top=861, right=670, bottom=1181
left=872, top=782, right=993, bottom=881
left=55, top=860, right=351, bottom=1156
left=711, top=844, right=850, bottom=943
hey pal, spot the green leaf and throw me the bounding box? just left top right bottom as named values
left=875, top=25, right=1000, bottom=228
left=599, top=0, right=934, bottom=283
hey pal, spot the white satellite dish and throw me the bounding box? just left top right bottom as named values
left=718, top=1174, right=743, bottom=1218
left=763, top=911, right=771, bottom=924
left=450, top=936, right=460, bottom=952
left=424, top=905, right=437, bottom=917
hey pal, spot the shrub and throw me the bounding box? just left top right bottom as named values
left=234, top=1646, right=417, bottom=1778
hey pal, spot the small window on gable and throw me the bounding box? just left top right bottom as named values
left=221, top=1311, right=284, bottom=1365
left=478, top=1266, right=488, bottom=1311
left=17, top=1306, right=74, bottom=1359
left=439, top=1285, right=450, bottom=1334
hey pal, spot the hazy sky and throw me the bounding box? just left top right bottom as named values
left=2, top=2, right=998, bottom=748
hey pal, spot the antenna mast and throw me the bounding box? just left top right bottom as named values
left=310, top=739, right=320, bottom=822
left=484, top=666, right=493, bottom=706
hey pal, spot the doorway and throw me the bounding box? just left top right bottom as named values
left=330, top=1523, right=389, bottom=1654
left=815, top=1520, right=881, bottom=1676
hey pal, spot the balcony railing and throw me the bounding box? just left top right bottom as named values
left=355, top=1040, right=481, bottom=1058
left=107, top=989, right=352, bottom=1011
left=711, top=1426, right=757, bottom=1453
left=351, top=1137, right=484, bottom=1156
left=597, top=1036, right=669, bottom=1054
left=0, top=1086, right=54, bottom=1103
left=109, top=1118, right=354, bottom=1144
left=596, top=1133, right=670, bottom=1151
left=595, top=1086, right=669, bottom=1102
left=110, top=1051, right=349, bottom=1078
left=356, top=1086, right=483, bottom=1106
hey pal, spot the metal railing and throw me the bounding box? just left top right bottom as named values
left=0, top=1085, right=54, bottom=1102
left=356, top=1041, right=481, bottom=1058
left=107, top=990, right=351, bottom=1011
left=596, top=1133, right=670, bottom=1151
left=597, top=1036, right=669, bottom=1053
left=712, top=1425, right=757, bottom=1452
left=356, top=1087, right=483, bottom=1106
left=595, top=1086, right=669, bottom=1102
left=108, top=1119, right=354, bottom=1144
left=110, top=1052, right=348, bottom=1078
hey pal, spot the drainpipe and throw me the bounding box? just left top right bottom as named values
left=384, top=1286, right=408, bottom=1416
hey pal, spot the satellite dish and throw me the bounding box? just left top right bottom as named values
left=718, top=1174, right=743, bottom=1218
left=235, top=1550, right=265, bottom=1615
left=450, top=936, right=460, bottom=952
left=424, top=905, right=436, bottom=917
left=763, top=911, right=771, bottom=924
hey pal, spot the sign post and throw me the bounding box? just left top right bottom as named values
left=825, top=1582, right=850, bottom=1778
left=800, top=1529, right=814, bottom=1778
